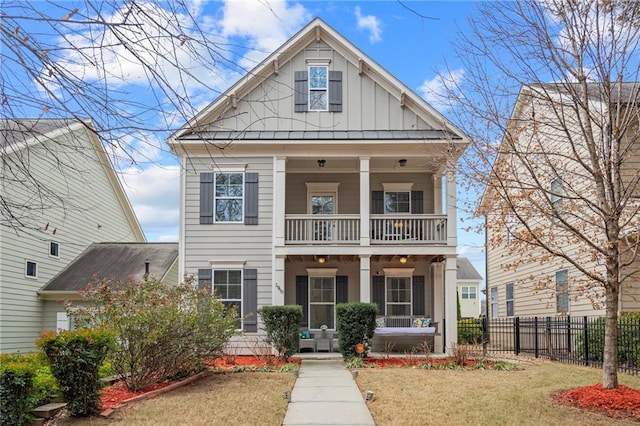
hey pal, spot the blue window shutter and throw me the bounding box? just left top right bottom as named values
left=198, top=269, right=212, bottom=292
left=412, top=276, right=425, bottom=316
left=411, top=191, right=424, bottom=214
left=296, top=276, right=309, bottom=327
left=336, top=276, right=348, bottom=304
left=372, top=275, right=385, bottom=315
left=372, top=191, right=384, bottom=214
left=294, top=71, right=308, bottom=112
left=244, top=172, right=259, bottom=225
left=328, top=71, right=342, bottom=112
left=243, top=269, right=258, bottom=332
left=200, top=173, right=214, bottom=224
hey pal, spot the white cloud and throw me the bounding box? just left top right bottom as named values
left=119, top=165, right=180, bottom=241
left=418, top=68, right=465, bottom=111
left=355, top=6, right=382, bottom=44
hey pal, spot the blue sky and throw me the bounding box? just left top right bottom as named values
left=10, top=1, right=487, bottom=285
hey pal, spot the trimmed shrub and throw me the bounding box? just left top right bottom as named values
left=69, top=277, right=239, bottom=391
left=336, top=303, right=377, bottom=359
left=37, top=329, right=114, bottom=417
left=258, top=305, right=303, bottom=361
left=575, top=313, right=640, bottom=367
left=0, top=361, right=33, bottom=426
left=0, top=352, right=59, bottom=409
left=458, top=318, right=483, bottom=344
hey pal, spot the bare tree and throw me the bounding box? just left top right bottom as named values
left=441, top=0, right=640, bottom=388
left=1, top=0, right=258, bottom=232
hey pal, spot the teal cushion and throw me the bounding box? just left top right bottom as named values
left=300, top=330, right=311, bottom=339
left=375, top=318, right=385, bottom=328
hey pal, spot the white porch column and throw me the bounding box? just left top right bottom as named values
left=445, top=256, right=458, bottom=350
left=274, top=157, right=286, bottom=247
left=360, top=255, right=371, bottom=302
left=433, top=174, right=442, bottom=214
left=273, top=255, right=285, bottom=305
left=432, top=262, right=444, bottom=353
left=446, top=170, right=457, bottom=247
left=359, top=157, right=370, bottom=246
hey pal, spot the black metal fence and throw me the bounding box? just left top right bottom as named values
left=457, top=316, right=640, bottom=374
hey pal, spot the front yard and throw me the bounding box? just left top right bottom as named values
left=56, top=358, right=640, bottom=425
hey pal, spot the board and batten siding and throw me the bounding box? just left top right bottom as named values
left=206, top=41, right=433, bottom=133
left=0, top=127, right=143, bottom=352
left=183, top=157, right=274, bottom=320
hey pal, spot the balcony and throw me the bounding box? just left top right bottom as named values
left=284, top=214, right=447, bottom=245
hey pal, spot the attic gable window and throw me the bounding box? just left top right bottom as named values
left=309, top=66, right=328, bottom=111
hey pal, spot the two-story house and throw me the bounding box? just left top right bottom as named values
left=0, top=118, right=146, bottom=352
left=169, top=18, right=469, bottom=353
left=483, top=83, right=640, bottom=318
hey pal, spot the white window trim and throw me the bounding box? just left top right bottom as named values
left=209, top=260, right=247, bottom=268
left=214, top=171, right=244, bottom=223
left=26, top=260, right=37, bottom=279
left=308, top=275, right=336, bottom=331
left=306, top=182, right=340, bottom=214
left=308, top=64, right=329, bottom=112
left=505, top=282, right=514, bottom=317
left=383, top=268, right=415, bottom=277
left=212, top=268, right=243, bottom=330
left=555, top=269, right=570, bottom=315
left=306, top=268, right=338, bottom=277
left=385, top=275, right=413, bottom=317
left=49, top=241, right=60, bottom=258
left=56, top=312, right=70, bottom=331
left=461, top=286, right=476, bottom=300
left=211, top=163, right=247, bottom=172
left=490, top=287, right=498, bottom=318
left=306, top=58, right=332, bottom=65
left=382, top=183, right=414, bottom=192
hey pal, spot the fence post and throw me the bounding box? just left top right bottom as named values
left=567, top=315, right=572, bottom=354
left=534, top=316, right=539, bottom=358
left=514, top=317, right=520, bottom=355
left=583, top=316, right=589, bottom=366
left=482, top=316, right=488, bottom=357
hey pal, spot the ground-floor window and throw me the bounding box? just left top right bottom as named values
left=309, top=276, right=335, bottom=329
left=490, top=287, right=498, bottom=318
left=506, top=283, right=514, bottom=317
left=556, top=269, right=569, bottom=314
left=386, top=276, right=411, bottom=315
left=214, top=269, right=243, bottom=329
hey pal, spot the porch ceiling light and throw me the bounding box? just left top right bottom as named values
left=399, top=159, right=407, bottom=167
left=317, top=255, right=327, bottom=264
left=317, top=159, right=326, bottom=168
left=399, top=255, right=408, bottom=264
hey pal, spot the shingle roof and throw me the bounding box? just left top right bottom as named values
left=40, top=243, right=178, bottom=292
left=457, top=257, right=483, bottom=280
left=0, top=118, right=83, bottom=150
left=177, top=129, right=461, bottom=141
left=530, top=82, right=640, bottom=104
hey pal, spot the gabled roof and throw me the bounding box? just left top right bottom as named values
left=1, top=118, right=145, bottom=241
left=38, top=243, right=178, bottom=297
left=169, top=17, right=468, bottom=147
left=457, top=257, right=483, bottom=281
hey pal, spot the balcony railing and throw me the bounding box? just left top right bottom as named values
left=370, top=214, right=447, bottom=244
left=284, top=214, right=447, bottom=245
left=285, top=215, right=360, bottom=244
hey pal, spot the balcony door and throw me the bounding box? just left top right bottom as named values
left=306, top=182, right=339, bottom=242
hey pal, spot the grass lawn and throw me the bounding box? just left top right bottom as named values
left=355, top=359, right=640, bottom=425
left=57, top=372, right=295, bottom=426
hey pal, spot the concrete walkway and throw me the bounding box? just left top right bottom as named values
left=283, top=359, right=375, bottom=426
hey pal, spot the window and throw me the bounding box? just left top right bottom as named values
left=550, top=177, right=564, bottom=220
left=506, top=283, right=514, bottom=317
left=309, top=277, right=335, bottom=329
left=461, top=286, right=477, bottom=300
left=49, top=241, right=59, bottom=258
left=213, top=269, right=242, bottom=328
left=26, top=261, right=37, bottom=278
left=215, top=172, right=243, bottom=222
left=385, top=192, right=410, bottom=213
left=308, top=65, right=328, bottom=111
left=556, top=269, right=569, bottom=315
left=506, top=214, right=516, bottom=243
left=386, top=276, right=412, bottom=315
left=490, top=287, right=498, bottom=318
left=56, top=312, right=70, bottom=331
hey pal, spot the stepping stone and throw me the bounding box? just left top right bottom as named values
left=33, top=402, right=67, bottom=419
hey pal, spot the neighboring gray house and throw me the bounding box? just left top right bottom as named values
left=456, top=257, right=483, bottom=318
left=168, top=18, right=469, bottom=353
left=38, top=242, right=179, bottom=329
left=0, top=119, right=146, bottom=352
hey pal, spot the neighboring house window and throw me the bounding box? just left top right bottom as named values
left=215, top=172, right=243, bottom=222
left=506, top=283, right=514, bottom=317
left=506, top=214, right=516, bottom=243
left=26, top=260, right=37, bottom=278
left=309, top=276, right=335, bottom=329
left=308, top=65, right=328, bottom=111
left=56, top=312, right=70, bottom=331
left=461, top=286, right=477, bottom=300
left=490, top=287, right=498, bottom=318
left=213, top=269, right=243, bottom=328
left=550, top=177, right=564, bottom=220
left=386, top=276, right=412, bottom=315
left=49, top=241, right=59, bottom=258
left=556, top=269, right=569, bottom=315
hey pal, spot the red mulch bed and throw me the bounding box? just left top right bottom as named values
left=553, top=383, right=640, bottom=421
left=100, top=356, right=301, bottom=410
